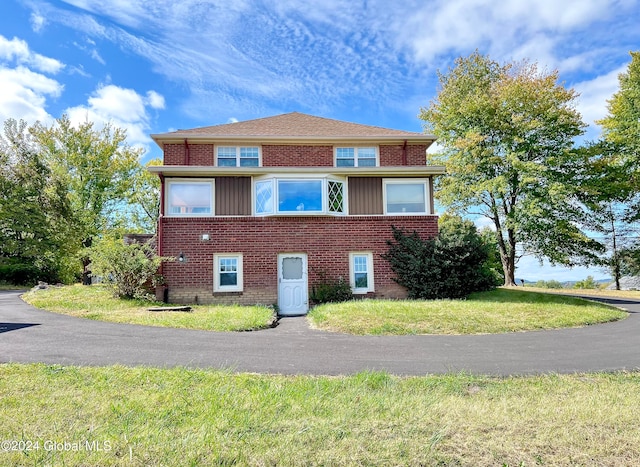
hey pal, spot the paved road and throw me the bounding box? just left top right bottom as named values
left=1, top=290, right=639, bottom=376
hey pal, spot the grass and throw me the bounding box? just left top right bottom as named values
left=309, top=288, right=627, bottom=335
left=22, top=284, right=276, bottom=332
left=0, top=364, right=638, bottom=466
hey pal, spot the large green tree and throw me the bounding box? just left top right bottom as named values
left=598, top=51, right=640, bottom=169
left=0, top=119, right=73, bottom=282
left=33, top=116, right=143, bottom=281
left=593, top=52, right=640, bottom=285
left=420, top=51, right=602, bottom=285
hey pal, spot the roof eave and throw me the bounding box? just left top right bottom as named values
left=151, top=134, right=437, bottom=148
left=148, top=165, right=446, bottom=177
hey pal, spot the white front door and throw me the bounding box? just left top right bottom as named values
left=278, top=253, right=308, bottom=315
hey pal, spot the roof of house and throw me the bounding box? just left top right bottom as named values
left=151, top=112, right=435, bottom=145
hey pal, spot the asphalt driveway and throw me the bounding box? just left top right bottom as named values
left=1, top=290, right=639, bottom=376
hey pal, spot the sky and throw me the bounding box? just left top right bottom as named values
left=1, top=0, right=639, bottom=282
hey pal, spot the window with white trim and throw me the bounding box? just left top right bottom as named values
left=349, top=252, right=374, bottom=293
left=166, top=180, right=214, bottom=216
left=383, top=179, right=429, bottom=215
left=214, top=254, right=243, bottom=292
left=335, top=147, right=378, bottom=167
left=253, top=176, right=346, bottom=215
left=216, top=146, right=260, bottom=167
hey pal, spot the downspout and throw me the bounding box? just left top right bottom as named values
left=158, top=173, right=165, bottom=257
left=184, top=138, right=190, bottom=165
left=401, top=139, right=407, bottom=166
left=157, top=173, right=167, bottom=302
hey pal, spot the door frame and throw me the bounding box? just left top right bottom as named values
left=277, top=253, right=309, bottom=316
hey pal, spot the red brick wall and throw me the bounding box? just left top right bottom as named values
left=163, top=144, right=428, bottom=167
left=379, top=144, right=428, bottom=166
left=164, top=143, right=214, bottom=165
left=262, top=145, right=333, bottom=167
left=159, top=216, right=438, bottom=305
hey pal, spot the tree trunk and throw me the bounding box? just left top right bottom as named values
left=82, top=237, right=93, bottom=285
left=492, top=215, right=517, bottom=286
left=501, top=252, right=517, bottom=286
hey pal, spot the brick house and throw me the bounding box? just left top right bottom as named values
left=149, top=112, right=444, bottom=315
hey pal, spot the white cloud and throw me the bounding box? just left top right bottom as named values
left=574, top=65, right=625, bottom=131
left=0, top=34, right=65, bottom=125
left=66, top=84, right=166, bottom=148
left=0, top=35, right=64, bottom=74
left=30, top=12, right=46, bottom=33
left=0, top=67, right=61, bottom=124
left=398, top=0, right=627, bottom=66
left=145, top=90, right=165, bottom=109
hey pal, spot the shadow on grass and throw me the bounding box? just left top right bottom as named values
left=468, top=288, right=621, bottom=308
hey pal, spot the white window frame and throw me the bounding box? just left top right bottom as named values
left=349, top=252, right=374, bottom=294
left=213, top=254, right=243, bottom=292
left=334, top=146, right=379, bottom=167
left=252, top=175, right=347, bottom=216
left=165, top=179, right=215, bottom=217
left=215, top=146, right=262, bottom=167
left=383, top=178, right=430, bottom=215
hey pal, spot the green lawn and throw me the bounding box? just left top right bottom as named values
left=22, top=284, right=276, bottom=332
left=0, top=364, right=638, bottom=466
left=309, top=288, right=627, bottom=335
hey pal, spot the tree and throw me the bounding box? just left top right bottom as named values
left=382, top=215, right=500, bottom=300
left=597, top=51, right=640, bottom=174
left=0, top=119, right=73, bottom=283
left=593, top=51, right=640, bottom=283
left=33, top=115, right=143, bottom=282
left=420, top=51, right=602, bottom=285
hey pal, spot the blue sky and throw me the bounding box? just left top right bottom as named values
left=2, top=0, right=639, bottom=281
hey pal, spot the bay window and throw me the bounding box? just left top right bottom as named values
left=254, top=176, right=346, bottom=215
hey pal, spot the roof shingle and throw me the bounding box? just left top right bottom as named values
left=153, top=112, right=433, bottom=140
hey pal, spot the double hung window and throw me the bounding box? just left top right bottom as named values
left=349, top=252, right=374, bottom=293
left=335, top=147, right=377, bottom=167
left=214, top=254, right=243, bottom=292
left=217, top=146, right=260, bottom=167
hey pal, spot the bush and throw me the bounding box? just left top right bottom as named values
left=382, top=216, right=499, bottom=300
left=534, top=280, right=564, bottom=289
left=573, top=276, right=600, bottom=290
left=310, top=273, right=353, bottom=304
left=0, top=260, right=41, bottom=285
left=88, top=236, right=165, bottom=300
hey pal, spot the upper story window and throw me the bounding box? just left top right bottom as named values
left=217, top=146, right=260, bottom=167
left=335, top=147, right=378, bottom=167
left=383, top=179, right=430, bottom=215
left=166, top=180, right=214, bottom=216
left=254, top=176, right=345, bottom=216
